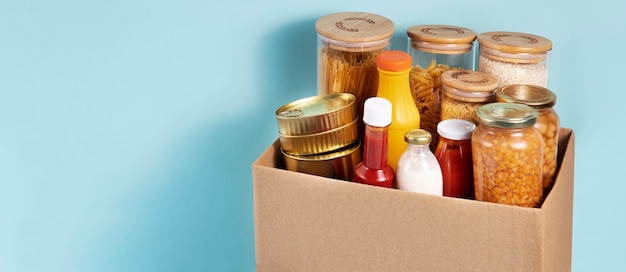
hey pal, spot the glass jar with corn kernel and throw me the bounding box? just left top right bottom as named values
left=495, top=84, right=560, bottom=193
left=472, top=102, right=544, bottom=208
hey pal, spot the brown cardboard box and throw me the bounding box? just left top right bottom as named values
left=252, top=128, right=574, bottom=272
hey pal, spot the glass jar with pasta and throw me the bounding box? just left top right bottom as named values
left=316, top=12, right=394, bottom=140
left=496, top=84, right=560, bottom=193
left=472, top=102, right=544, bottom=208
left=440, top=70, right=498, bottom=125
left=406, top=25, right=477, bottom=151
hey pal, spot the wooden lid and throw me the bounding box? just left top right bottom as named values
left=477, top=31, right=552, bottom=63
left=407, top=25, right=476, bottom=54
left=441, top=70, right=499, bottom=102
left=315, top=12, right=394, bottom=51
left=477, top=31, right=552, bottom=53
left=407, top=25, right=477, bottom=44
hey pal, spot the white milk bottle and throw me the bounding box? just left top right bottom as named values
left=396, top=129, right=443, bottom=195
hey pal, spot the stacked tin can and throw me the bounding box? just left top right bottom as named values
left=275, top=93, right=361, bottom=181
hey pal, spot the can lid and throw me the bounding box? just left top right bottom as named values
left=363, top=97, right=392, bottom=127
left=275, top=93, right=356, bottom=135
left=407, top=25, right=476, bottom=54
left=476, top=102, right=538, bottom=128
left=441, top=70, right=498, bottom=102
left=376, top=50, right=412, bottom=71
left=316, top=12, right=394, bottom=51
left=276, top=93, right=355, bottom=119
left=496, top=84, right=557, bottom=109
left=404, top=129, right=432, bottom=145
left=437, top=119, right=476, bottom=140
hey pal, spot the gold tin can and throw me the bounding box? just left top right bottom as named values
left=279, top=118, right=358, bottom=155
left=275, top=93, right=357, bottom=136
left=282, top=140, right=361, bottom=181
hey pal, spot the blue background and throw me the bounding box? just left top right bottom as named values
left=1, top=1, right=623, bottom=271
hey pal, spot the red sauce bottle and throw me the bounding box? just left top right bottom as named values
left=434, top=119, right=476, bottom=199
left=353, top=97, right=395, bottom=188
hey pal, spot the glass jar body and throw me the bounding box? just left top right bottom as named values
left=408, top=45, right=475, bottom=71
left=435, top=137, right=474, bottom=199
left=407, top=43, right=475, bottom=151
left=471, top=125, right=544, bottom=207
left=535, top=107, right=560, bottom=191
left=477, top=47, right=551, bottom=88
left=317, top=37, right=391, bottom=129
left=440, top=93, right=491, bottom=125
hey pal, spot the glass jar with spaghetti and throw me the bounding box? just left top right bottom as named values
left=440, top=70, right=498, bottom=125
left=406, top=25, right=477, bottom=151
left=315, top=12, right=394, bottom=140
left=496, top=84, right=560, bottom=193
left=472, top=102, right=544, bottom=208
left=477, top=31, right=552, bottom=88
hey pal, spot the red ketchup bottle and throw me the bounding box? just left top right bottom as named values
left=434, top=119, right=476, bottom=199
left=353, top=97, right=395, bottom=188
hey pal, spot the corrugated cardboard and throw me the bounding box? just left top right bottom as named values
left=252, top=128, right=574, bottom=272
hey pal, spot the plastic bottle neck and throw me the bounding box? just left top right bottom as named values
left=376, top=67, right=414, bottom=105
left=362, top=124, right=389, bottom=169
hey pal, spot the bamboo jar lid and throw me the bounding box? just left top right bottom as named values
left=442, top=70, right=499, bottom=103
left=477, top=31, right=552, bottom=63
left=407, top=25, right=476, bottom=54
left=315, top=12, right=394, bottom=52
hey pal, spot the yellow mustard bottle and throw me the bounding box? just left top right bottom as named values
left=376, top=50, right=421, bottom=171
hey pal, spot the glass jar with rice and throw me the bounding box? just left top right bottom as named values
left=477, top=31, right=552, bottom=88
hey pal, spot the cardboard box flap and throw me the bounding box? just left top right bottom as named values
left=543, top=129, right=575, bottom=272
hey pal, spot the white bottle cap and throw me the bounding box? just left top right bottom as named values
left=437, top=119, right=476, bottom=140
left=363, top=97, right=392, bottom=127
